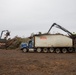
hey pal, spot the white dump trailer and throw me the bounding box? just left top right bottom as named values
left=33, top=34, right=74, bottom=53
left=34, top=34, right=72, bottom=48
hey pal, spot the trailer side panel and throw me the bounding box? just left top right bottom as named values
left=34, top=34, right=72, bottom=47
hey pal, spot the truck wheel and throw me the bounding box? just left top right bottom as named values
left=55, top=48, right=61, bottom=53
left=49, top=48, right=54, bottom=53
left=62, top=48, right=67, bottom=53
left=23, top=48, right=27, bottom=53
left=36, top=48, right=42, bottom=53
left=43, top=48, right=48, bottom=53
left=75, top=48, right=76, bottom=52
left=68, top=48, right=73, bottom=53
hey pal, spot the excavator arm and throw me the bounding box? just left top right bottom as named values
left=47, top=23, right=73, bottom=36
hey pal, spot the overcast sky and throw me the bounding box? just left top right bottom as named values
left=0, top=0, right=76, bottom=38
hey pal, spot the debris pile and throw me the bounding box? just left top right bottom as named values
left=6, top=36, right=30, bottom=49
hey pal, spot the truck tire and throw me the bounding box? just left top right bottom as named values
left=55, top=48, right=61, bottom=53
left=68, top=48, right=73, bottom=53
left=36, top=48, right=42, bottom=53
left=43, top=48, right=48, bottom=53
left=75, top=48, right=76, bottom=52
left=62, top=48, right=67, bottom=53
left=23, top=48, right=27, bottom=53
left=49, top=48, right=54, bottom=53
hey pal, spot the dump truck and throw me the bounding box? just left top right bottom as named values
left=20, top=23, right=76, bottom=53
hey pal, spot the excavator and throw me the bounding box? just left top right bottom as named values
left=47, top=23, right=76, bottom=49
left=0, top=30, right=10, bottom=49
left=0, top=30, right=22, bottom=49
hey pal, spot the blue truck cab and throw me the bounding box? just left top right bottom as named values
left=20, top=42, right=28, bottom=50
left=20, top=40, right=34, bottom=52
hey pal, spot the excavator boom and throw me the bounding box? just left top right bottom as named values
left=47, top=23, right=73, bottom=36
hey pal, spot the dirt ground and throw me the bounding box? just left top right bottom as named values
left=0, top=49, right=76, bottom=75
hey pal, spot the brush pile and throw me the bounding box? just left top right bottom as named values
left=6, top=36, right=30, bottom=49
